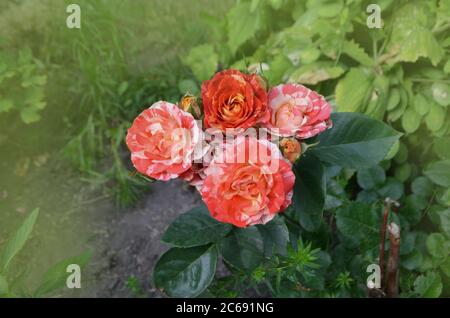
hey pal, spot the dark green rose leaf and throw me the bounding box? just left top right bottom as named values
left=218, top=227, right=263, bottom=272
left=310, top=112, right=401, bottom=169
left=153, top=245, right=217, bottom=298
left=257, top=216, right=289, bottom=257
left=291, top=154, right=325, bottom=232
left=162, top=205, right=232, bottom=248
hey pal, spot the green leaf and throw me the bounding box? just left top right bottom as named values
left=386, top=88, right=401, bottom=111
left=444, top=60, right=450, bottom=74
left=377, top=177, right=404, bottom=201
left=20, top=108, right=41, bottom=124
left=0, top=99, right=13, bottom=113
left=424, top=160, right=450, bottom=187
left=288, top=62, right=345, bottom=85
left=310, top=112, right=402, bottom=169
left=153, top=245, right=217, bottom=298
left=425, top=103, right=446, bottom=132
left=34, top=251, right=92, bottom=297
left=411, top=176, right=433, bottom=198
left=0, top=275, right=8, bottom=295
left=257, top=216, right=289, bottom=257
left=439, top=209, right=450, bottom=238
left=162, top=205, right=232, bottom=248
left=335, top=68, right=373, bottom=112
left=335, top=202, right=379, bottom=248
left=413, top=94, right=431, bottom=116
left=426, top=233, right=450, bottom=259
left=434, top=137, right=450, bottom=159
left=401, top=108, right=421, bottom=134
left=218, top=227, right=263, bottom=272
left=414, top=272, right=443, bottom=298
left=357, top=165, right=386, bottom=190
left=178, top=79, right=199, bottom=95
left=440, top=257, right=450, bottom=278
left=431, top=83, right=450, bottom=107
left=227, top=1, right=262, bottom=54
left=342, top=40, right=374, bottom=66
left=291, top=154, right=325, bottom=232
left=183, top=45, right=218, bottom=82
left=0, top=208, right=39, bottom=272
left=401, top=250, right=423, bottom=271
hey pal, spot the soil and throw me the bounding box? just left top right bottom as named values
left=80, top=180, right=204, bottom=298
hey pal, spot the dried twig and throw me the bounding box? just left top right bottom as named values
left=386, top=222, right=400, bottom=298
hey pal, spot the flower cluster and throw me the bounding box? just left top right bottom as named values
left=126, top=69, right=332, bottom=227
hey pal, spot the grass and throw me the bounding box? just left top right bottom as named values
left=0, top=0, right=232, bottom=206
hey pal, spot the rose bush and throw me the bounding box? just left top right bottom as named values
left=126, top=62, right=401, bottom=297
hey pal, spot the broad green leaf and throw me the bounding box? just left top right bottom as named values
left=426, top=233, right=450, bottom=259
left=0, top=99, right=13, bottom=113
left=444, top=60, right=450, bottom=74
left=0, top=275, right=8, bottom=295
left=411, top=176, right=433, bottom=198
left=413, top=94, right=431, bottom=116
left=183, top=44, right=218, bottom=82
left=34, top=251, right=92, bottom=297
left=291, top=154, right=325, bottom=232
left=401, top=232, right=417, bottom=256
left=267, top=55, right=292, bottom=85
left=227, top=1, right=262, bottom=54
left=401, top=108, right=421, bottom=133
left=387, top=3, right=443, bottom=66
left=257, top=216, right=289, bottom=257
left=357, top=165, right=386, bottom=190
left=401, top=250, right=423, bottom=271
left=439, top=209, right=450, bottom=238
left=20, top=108, right=41, bottom=124
left=377, top=177, right=404, bottom=201
left=0, top=208, right=39, bottom=272
left=386, top=88, right=400, bottom=111
left=434, top=137, right=450, bottom=159
left=342, top=40, right=374, bottom=66
left=440, top=257, right=450, bottom=278
left=310, top=112, right=402, bottom=169
left=335, top=68, right=372, bottom=112
left=400, top=195, right=426, bottom=225
left=431, top=83, right=450, bottom=107
left=153, top=245, right=217, bottom=298
left=425, top=103, right=446, bottom=132
left=218, top=227, right=263, bottom=272
left=162, top=205, right=232, bottom=248
left=288, top=62, right=345, bottom=85
left=414, top=272, right=443, bottom=298
left=424, top=160, right=450, bottom=187
left=335, top=202, right=379, bottom=248
left=178, top=79, right=199, bottom=95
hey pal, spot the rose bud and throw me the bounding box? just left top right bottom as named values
left=180, top=94, right=202, bottom=119
left=280, top=138, right=302, bottom=163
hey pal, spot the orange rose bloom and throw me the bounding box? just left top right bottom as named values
left=201, top=69, right=269, bottom=132
left=200, top=137, right=295, bottom=227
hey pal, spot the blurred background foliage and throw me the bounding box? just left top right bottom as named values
left=0, top=0, right=449, bottom=298
left=0, top=0, right=232, bottom=297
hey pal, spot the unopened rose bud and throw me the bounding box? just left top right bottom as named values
left=280, top=138, right=302, bottom=163
left=179, top=94, right=202, bottom=119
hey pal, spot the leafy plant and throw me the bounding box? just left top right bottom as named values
left=0, top=209, right=91, bottom=298
left=179, top=0, right=450, bottom=298
left=152, top=113, right=400, bottom=297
